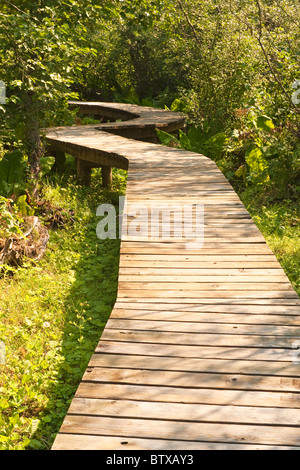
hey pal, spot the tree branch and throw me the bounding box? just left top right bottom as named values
left=3, top=0, right=28, bottom=15
left=177, top=0, right=201, bottom=44
left=229, top=0, right=254, bottom=35
left=255, top=0, right=299, bottom=113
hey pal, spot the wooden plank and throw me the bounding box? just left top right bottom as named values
left=112, top=303, right=300, bottom=314
left=120, top=244, right=275, bottom=254
left=120, top=254, right=279, bottom=261
left=117, top=290, right=298, bottom=299
left=121, top=228, right=264, bottom=238
left=96, top=340, right=295, bottom=362
left=119, top=267, right=286, bottom=276
left=118, top=275, right=289, bottom=283
left=118, top=282, right=293, bottom=290
left=106, top=318, right=300, bottom=337
left=68, top=397, right=300, bottom=426
left=126, top=184, right=234, bottom=191
left=115, top=297, right=300, bottom=305
left=119, top=260, right=283, bottom=268
left=100, top=329, right=298, bottom=349
left=76, top=381, right=300, bottom=408
left=88, top=353, right=300, bottom=377
left=58, top=415, right=300, bottom=446
left=126, top=197, right=242, bottom=203
left=124, top=222, right=259, bottom=230
left=127, top=190, right=240, bottom=197
left=110, top=308, right=300, bottom=326
left=120, top=237, right=266, bottom=244
left=52, top=434, right=293, bottom=450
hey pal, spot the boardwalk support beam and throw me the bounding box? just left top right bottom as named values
left=101, top=165, right=112, bottom=188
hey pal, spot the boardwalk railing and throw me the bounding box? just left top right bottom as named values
left=47, top=102, right=300, bottom=451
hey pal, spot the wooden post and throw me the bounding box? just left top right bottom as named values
left=101, top=165, right=112, bottom=188
left=53, top=149, right=66, bottom=171
left=76, top=159, right=93, bottom=185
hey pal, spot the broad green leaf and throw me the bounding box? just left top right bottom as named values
left=140, top=98, right=154, bottom=107
left=155, top=129, right=179, bottom=147
left=0, top=150, right=25, bottom=197
left=257, top=115, right=275, bottom=133
left=39, top=156, right=55, bottom=176
left=235, top=164, right=247, bottom=178
left=179, top=130, right=191, bottom=150
left=187, top=126, right=209, bottom=153
left=245, top=146, right=269, bottom=184
left=204, top=132, right=229, bottom=159
left=16, top=194, right=35, bottom=217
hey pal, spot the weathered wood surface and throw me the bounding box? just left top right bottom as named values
left=49, top=102, right=300, bottom=451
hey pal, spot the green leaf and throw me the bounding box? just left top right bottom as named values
left=204, top=132, right=229, bottom=159
left=245, top=145, right=269, bottom=183
left=0, top=150, right=25, bottom=197
left=155, top=129, right=179, bottom=147
left=257, top=115, right=275, bottom=133
left=16, top=194, right=35, bottom=217
left=39, top=156, right=55, bottom=176
left=179, top=130, right=191, bottom=150
left=141, top=98, right=154, bottom=107
left=187, top=126, right=209, bottom=153
left=235, top=164, right=246, bottom=178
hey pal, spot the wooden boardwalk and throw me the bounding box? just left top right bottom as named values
left=48, top=102, right=300, bottom=450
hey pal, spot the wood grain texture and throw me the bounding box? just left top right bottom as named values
left=49, top=102, right=300, bottom=451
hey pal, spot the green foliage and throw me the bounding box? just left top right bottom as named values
left=257, top=115, right=275, bottom=133
left=245, top=145, right=269, bottom=185
left=0, top=196, right=24, bottom=239
left=155, top=129, right=180, bottom=148
left=242, top=196, right=300, bottom=294
left=0, top=0, right=103, bottom=170
left=39, top=156, right=55, bottom=177
left=0, top=168, right=127, bottom=450
left=15, top=195, right=35, bottom=217
left=0, top=150, right=26, bottom=198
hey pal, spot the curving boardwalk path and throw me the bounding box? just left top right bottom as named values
left=48, top=102, right=300, bottom=450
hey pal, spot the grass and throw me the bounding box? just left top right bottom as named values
left=0, top=167, right=127, bottom=450
left=240, top=191, right=300, bottom=296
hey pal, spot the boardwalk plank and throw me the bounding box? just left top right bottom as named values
left=76, top=381, right=300, bottom=409
left=88, top=353, right=300, bottom=377
left=96, top=340, right=295, bottom=362
left=52, top=434, right=297, bottom=450
left=82, top=367, right=300, bottom=392
left=68, top=398, right=300, bottom=426
left=106, top=318, right=300, bottom=336
left=58, top=415, right=300, bottom=447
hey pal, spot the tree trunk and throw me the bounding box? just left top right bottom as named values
left=24, top=91, right=44, bottom=175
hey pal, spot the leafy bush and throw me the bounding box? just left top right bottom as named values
left=0, top=197, right=24, bottom=239
left=0, top=150, right=27, bottom=199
